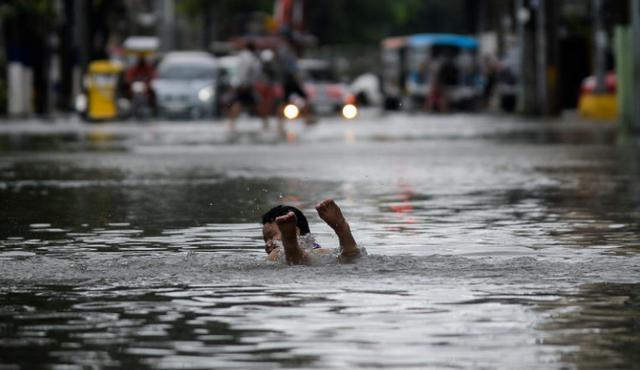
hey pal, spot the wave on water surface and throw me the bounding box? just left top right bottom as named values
left=1, top=252, right=637, bottom=288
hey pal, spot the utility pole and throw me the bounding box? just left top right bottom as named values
left=593, top=0, right=607, bottom=93
left=158, top=0, right=175, bottom=52
left=515, top=0, right=526, bottom=113
left=72, top=0, right=88, bottom=101
left=0, top=7, right=8, bottom=115
left=477, top=0, right=485, bottom=44
left=534, top=0, right=547, bottom=115
left=5, top=7, right=29, bottom=116
left=632, top=0, right=640, bottom=133
left=48, top=0, right=64, bottom=115
left=203, top=6, right=212, bottom=51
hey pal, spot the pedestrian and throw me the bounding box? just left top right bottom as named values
left=227, top=41, right=269, bottom=131
left=261, top=199, right=363, bottom=265
left=425, top=58, right=448, bottom=112
left=255, top=49, right=281, bottom=132
left=276, top=28, right=315, bottom=126
left=482, top=54, right=498, bottom=109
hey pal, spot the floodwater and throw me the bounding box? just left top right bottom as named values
left=1, top=114, right=639, bottom=369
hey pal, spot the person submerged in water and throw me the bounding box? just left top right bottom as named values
left=261, top=199, right=363, bottom=265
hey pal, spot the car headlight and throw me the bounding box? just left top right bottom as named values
left=75, top=94, right=87, bottom=113
left=283, top=104, right=300, bottom=120
left=342, top=104, right=358, bottom=120
left=131, top=81, right=146, bottom=94
left=198, top=86, right=214, bottom=102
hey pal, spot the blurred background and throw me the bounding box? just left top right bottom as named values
left=0, top=0, right=638, bottom=132
left=2, top=3, right=640, bottom=369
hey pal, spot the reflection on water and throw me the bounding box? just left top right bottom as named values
left=0, top=285, right=322, bottom=369
left=537, top=283, right=640, bottom=369
left=2, top=266, right=639, bottom=369
left=1, top=133, right=639, bottom=369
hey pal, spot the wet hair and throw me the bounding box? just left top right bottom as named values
left=261, top=205, right=310, bottom=235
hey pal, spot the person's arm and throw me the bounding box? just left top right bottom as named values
left=276, top=212, right=311, bottom=265
left=315, top=199, right=361, bottom=262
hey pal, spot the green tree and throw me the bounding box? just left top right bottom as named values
left=305, top=0, right=423, bottom=45
left=176, top=0, right=480, bottom=46
left=178, top=0, right=273, bottom=41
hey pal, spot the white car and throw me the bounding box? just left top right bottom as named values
left=298, top=59, right=351, bottom=115
left=153, top=51, right=218, bottom=119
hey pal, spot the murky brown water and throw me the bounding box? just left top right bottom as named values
left=1, top=114, right=639, bottom=369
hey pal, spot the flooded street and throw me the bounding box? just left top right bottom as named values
left=1, top=113, right=639, bottom=370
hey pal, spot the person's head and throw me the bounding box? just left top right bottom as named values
left=246, top=41, right=256, bottom=53
left=279, top=26, right=297, bottom=46
left=136, top=53, right=146, bottom=65
left=261, top=205, right=310, bottom=254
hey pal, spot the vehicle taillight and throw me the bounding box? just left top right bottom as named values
left=326, top=85, right=343, bottom=99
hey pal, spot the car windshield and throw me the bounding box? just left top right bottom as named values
left=158, top=64, right=216, bottom=80
left=431, top=44, right=462, bottom=59
left=302, top=67, right=335, bottom=82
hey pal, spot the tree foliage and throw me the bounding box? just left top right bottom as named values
left=306, top=0, right=429, bottom=45
left=176, top=0, right=479, bottom=46
left=309, top=0, right=480, bottom=45
left=178, top=0, right=273, bottom=18
left=0, top=0, right=53, bottom=19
